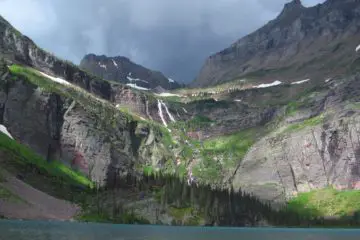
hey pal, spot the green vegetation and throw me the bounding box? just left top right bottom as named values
left=186, top=115, right=214, bottom=131
left=203, top=128, right=255, bottom=160
left=171, top=115, right=214, bottom=132
left=184, top=215, right=203, bottom=226
left=0, top=169, right=24, bottom=203
left=0, top=170, right=5, bottom=182
left=186, top=128, right=258, bottom=182
left=0, top=132, right=92, bottom=188
left=0, top=131, right=93, bottom=205
left=158, top=95, right=182, bottom=103
left=169, top=206, right=193, bottom=220
left=240, top=66, right=293, bottom=80
left=77, top=208, right=150, bottom=224
left=8, top=64, right=134, bottom=125
left=0, top=185, right=23, bottom=203
left=288, top=188, right=360, bottom=217
left=143, top=166, right=154, bottom=176
left=345, top=101, right=360, bottom=110
left=282, top=114, right=324, bottom=134
left=286, top=101, right=300, bottom=116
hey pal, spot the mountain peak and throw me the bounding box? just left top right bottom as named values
left=285, top=0, right=303, bottom=8
left=80, top=53, right=181, bottom=90
left=280, top=0, right=305, bottom=15
left=275, top=0, right=305, bottom=22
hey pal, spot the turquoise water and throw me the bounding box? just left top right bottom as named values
left=0, top=220, right=360, bottom=240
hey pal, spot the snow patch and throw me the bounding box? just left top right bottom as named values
left=234, top=99, right=242, bottom=102
left=356, top=44, right=360, bottom=52
left=155, top=92, right=181, bottom=97
left=168, top=78, right=175, bottom=83
left=325, top=78, right=332, bottom=83
left=0, top=124, right=13, bottom=139
left=38, top=71, right=71, bottom=86
left=125, top=83, right=149, bottom=91
left=291, top=79, right=310, bottom=85
left=99, top=63, right=107, bottom=69
left=112, top=59, right=118, bottom=68
left=255, top=80, right=282, bottom=88
left=127, top=73, right=149, bottom=84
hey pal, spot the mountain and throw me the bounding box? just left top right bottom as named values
left=80, top=54, right=181, bottom=91
left=0, top=14, right=186, bottom=222
left=2, top=4, right=360, bottom=226
left=192, top=0, right=360, bottom=87
left=0, top=13, right=186, bottom=182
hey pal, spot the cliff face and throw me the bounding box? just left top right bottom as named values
left=80, top=54, right=181, bottom=91
left=0, top=65, right=175, bottom=185
left=231, top=73, right=360, bottom=203
left=0, top=15, right=185, bottom=126
left=192, top=0, right=360, bottom=87
left=0, top=16, right=178, bottom=185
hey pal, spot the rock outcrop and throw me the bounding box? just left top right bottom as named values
left=232, top=74, right=360, bottom=203
left=0, top=60, right=174, bottom=187
left=80, top=54, right=181, bottom=90
left=192, top=0, right=360, bottom=87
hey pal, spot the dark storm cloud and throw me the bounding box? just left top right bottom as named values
left=0, top=0, right=324, bottom=83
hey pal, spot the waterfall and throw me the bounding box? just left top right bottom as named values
left=161, top=100, right=175, bottom=122
left=182, top=107, right=188, bottom=114
left=157, top=99, right=167, bottom=127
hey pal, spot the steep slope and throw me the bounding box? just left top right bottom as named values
left=1, top=14, right=190, bottom=128
left=231, top=73, right=360, bottom=203
left=2, top=63, right=177, bottom=185
left=0, top=169, right=79, bottom=220
left=0, top=16, right=112, bottom=100
left=192, top=0, right=360, bottom=87
left=80, top=54, right=181, bottom=91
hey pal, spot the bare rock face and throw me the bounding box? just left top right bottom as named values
left=192, top=0, right=360, bottom=87
left=80, top=54, right=181, bottom=90
left=232, top=74, right=360, bottom=203
left=233, top=115, right=360, bottom=203
left=0, top=71, right=173, bottom=185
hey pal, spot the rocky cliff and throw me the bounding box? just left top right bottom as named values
left=192, top=0, right=360, bottom=87
left=0, top=63, right=176, bottom=185
left=0, top=14, right=186, bottom=129
left=0, top=15, right=180, bottom=186
left=80, top=54, right=181, bottom=91
left=230, top=73, right=360, bottom=203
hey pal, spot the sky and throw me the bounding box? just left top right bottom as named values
left=0, top=0, right=325, bottom=83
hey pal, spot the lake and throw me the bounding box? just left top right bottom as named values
left=1, top=220, right=360, bottom=240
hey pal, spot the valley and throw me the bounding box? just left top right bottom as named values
left=1, top=0, right=360, bottom=227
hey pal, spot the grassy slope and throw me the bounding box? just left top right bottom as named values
left=288, top=188, right=360, bottom=218
left=0, top=132, right=92, bottom=188
left=0, top=169, right=23, bottom=203
left=0, top=132, right=93, bottom=201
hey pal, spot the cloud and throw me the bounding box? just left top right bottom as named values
left=0, top=0, right=325, bottom=83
